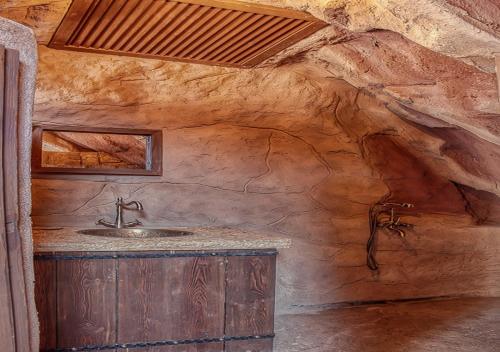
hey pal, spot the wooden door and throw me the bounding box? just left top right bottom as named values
left=0, top=45, right=32, bottom=351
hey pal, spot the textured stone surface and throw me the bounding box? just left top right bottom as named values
left=1, top=0, right=499, bottom=316
left=275, top=297, right=500, bottom=352
left=27, top=46, right=500, bottom=315
left=32, top=227, right=291, bottom=252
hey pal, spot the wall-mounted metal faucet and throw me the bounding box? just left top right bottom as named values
left=97, top=197, right=144, bottom=229
left=367, top=201, right=415, bottom=271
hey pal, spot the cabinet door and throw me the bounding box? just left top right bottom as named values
left=117, top=256, right=225, bottom=343
left=57, top=258, right=117, bottom=347
left=225, top=339, right=274, bottom=352
left=126, top=343, right=223, bottom=351
left=34, top=256, right=117, bottom=350
left=225, top=255, right=276, bottom=338
left=34, top=259, right=56, bottom=351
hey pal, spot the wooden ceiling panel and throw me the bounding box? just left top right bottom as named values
left=49, top=0, right=328, bottom=68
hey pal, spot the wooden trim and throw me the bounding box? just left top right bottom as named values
left=174, top=0, right=321, bottom=21
left=0, top=44, right=16, bottom=352
left=4, top=47, right=32, bottom=352
left=48, top=43, right=248, bottom=68
left=31, top=124, right=163, bottom=176
left=50, top=0, right=97, bottom=46
left=34, top=249, right=279, bottom=260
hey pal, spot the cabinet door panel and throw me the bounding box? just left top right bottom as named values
left=57, top=258, right=117, bottom=347
left=118, top=256, right=225, bottom=342
left=128, top=342, right=223, bottom=351
left=34, top=259, right=57, bottom=350
left=225, top=339, right=274, bottom=352
left=225, top=255, right=276, bottom=337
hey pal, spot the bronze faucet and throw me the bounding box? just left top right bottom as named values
left=377, top=203, right=414, bottom=238
left=97, top=197, right=143, bottom=229
left=367, top=201, right=415, bottom=271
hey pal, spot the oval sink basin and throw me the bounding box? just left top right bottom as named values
left=77, top=228, right=194, bottom=239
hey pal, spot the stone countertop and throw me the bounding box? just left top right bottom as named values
left=33, top=227, right=292, bottom=253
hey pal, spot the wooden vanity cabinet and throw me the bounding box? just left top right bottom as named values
left=34, top=250, right=276, bottom=352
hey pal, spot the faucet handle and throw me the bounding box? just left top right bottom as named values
left=97, top=218, right=116, bottom=228
left=123, top=219, right=142, bottom=228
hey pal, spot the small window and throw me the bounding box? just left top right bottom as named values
left=32, top=125, right=162, bottom=175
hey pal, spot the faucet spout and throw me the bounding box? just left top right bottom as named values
left=124, top=200, right=143, bottom=210
left=97, top=197, right=145, bottom=229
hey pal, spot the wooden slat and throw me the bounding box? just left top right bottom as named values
left=34, top=259, right=57, bottom=350
left=0, top=44, right=16, bottom=352
left=70, top=0, right=111, bottom=47
left=101, top=0, right=152, bottom=50
left=126, top=1, right=181, bottom=53
left=155, top=5, right=212, bottom=56
left=117, top=256, right=225, bottom=343
left=221, top=18, right=303, bottom=63
left=56, top=257, right=116, bottom=348
left=149, top=4, right=204, bottom=55
left=140, top=2, right=191, bottom=54
left=83, top=0, right=128, bottom=48
left=50, top=0, right=97, bottom=46
left=187, top=12, right=257, bottom=59
left=94, top=0, right=142, bottom=49
left=167, top=8, right=226, bottom=57
left=200, top=13, right=266, bottom=60
left=241, top=21, right=326, bottom=67
left=213, top=17, right=293, bottom=63
left=184, top=11, right=247, bottom=58
left=177, top=9, right=237, bottom=58
left=4, top=47, right=31, bottom=352
left=225, top=255, right=276, bottom=337
left=110, top=0, right=160, bottom=51
left=225, top=339, right=274, bottom=352
left=74, top=0, right=116, bottom=47
left=50, top=0, right=327, bottom=67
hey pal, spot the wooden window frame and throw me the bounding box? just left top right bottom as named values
left=31, top=125, right=163, bottom=176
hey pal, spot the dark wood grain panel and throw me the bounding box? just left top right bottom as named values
left=0, top=44, right=16, bottom=352
left=225, top=255, right=276, bottom=337
left=225, top=339, right=274, bottom=352
left=130, top=342, right=223, bottom=351
left=34, top=259, right=57, bottom=350
left=57, top=257, right=117, bottom=348
left=4, top=46, right=31, bottom=352
left=117, top=256, right=225, bottom=343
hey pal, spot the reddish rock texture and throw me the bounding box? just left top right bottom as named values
left=1, top=0, right=499, bottom=314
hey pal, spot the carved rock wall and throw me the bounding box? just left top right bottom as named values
left=31, top=46, right=500, bottom=313
left=3, top=0, right=499, bottom=315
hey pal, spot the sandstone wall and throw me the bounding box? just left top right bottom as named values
left=32, top=46, right=500, bottom=314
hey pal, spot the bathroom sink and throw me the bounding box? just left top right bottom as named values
left=77, top=228, right=194, bottom=239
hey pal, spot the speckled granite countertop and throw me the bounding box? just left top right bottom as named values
left=33, top=227, right=292, bottom=252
